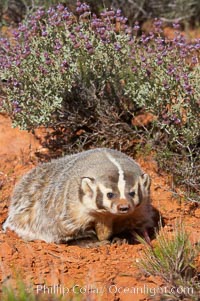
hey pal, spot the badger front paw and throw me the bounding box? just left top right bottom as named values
left=95, top=221, right=112, bottom=241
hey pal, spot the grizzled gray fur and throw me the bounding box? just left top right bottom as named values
left=3, top=148, right=154, bottom=244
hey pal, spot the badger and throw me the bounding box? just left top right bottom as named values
left=3, top=148, right=154, bottom=245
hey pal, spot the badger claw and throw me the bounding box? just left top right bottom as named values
left=111, top=237, right=128, bottom=245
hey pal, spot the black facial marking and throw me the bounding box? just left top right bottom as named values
left=104, top=174, right=121, bottom=196
left=123, top=172, right=136, bottom=187
left=96, top=187, right=105, bottom=209
left=79, top=186, right=83, bottom=203
left=138, top=182, right=143, bottom=205
left=108, top=174, right=119, bottom=184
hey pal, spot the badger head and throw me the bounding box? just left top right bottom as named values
left=80, top=171, right=151, bottom=216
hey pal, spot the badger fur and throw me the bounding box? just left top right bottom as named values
left=3, top=148, right=154, bottom=244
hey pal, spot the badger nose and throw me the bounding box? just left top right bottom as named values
left=117, top=203, right=130, bottom=213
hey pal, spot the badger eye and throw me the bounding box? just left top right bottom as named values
left=107, top=192, right=114, bottom=199
left=129, top=191, right=135, bottom=197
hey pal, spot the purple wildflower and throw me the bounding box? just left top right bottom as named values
left=116, top=9, right=122, bottom=17
left=57, top=4, right=65, bottom=12
left=114, top=43, right=121, bottom=51
left=133, top=22, right=140, bottom=31
left=12, top=100, right=21, bottom=113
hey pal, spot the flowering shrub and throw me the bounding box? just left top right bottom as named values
left=0, top=3, right=199, bottom=125
left=0, top=2, right=199, bottom=198
left=1, top=2, right=132, bottom=128
left=124, top=21, right=200, bottom=152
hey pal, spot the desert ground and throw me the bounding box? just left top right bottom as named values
left=0, top=113, right=199, bottom=301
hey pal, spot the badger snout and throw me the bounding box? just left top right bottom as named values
left=114, top=199, right=133, bottom=214
left=117, top=203, right=131, bottom=213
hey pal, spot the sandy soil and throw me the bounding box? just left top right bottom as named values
left=0, top=113, right=199, bottom=301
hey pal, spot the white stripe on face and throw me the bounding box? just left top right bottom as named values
left=106, top=153, right=126, bottom=199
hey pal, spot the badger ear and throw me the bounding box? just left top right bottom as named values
left=139, top=173, right=151, bottom=192
left=81, top=177, right=96, bottom=196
